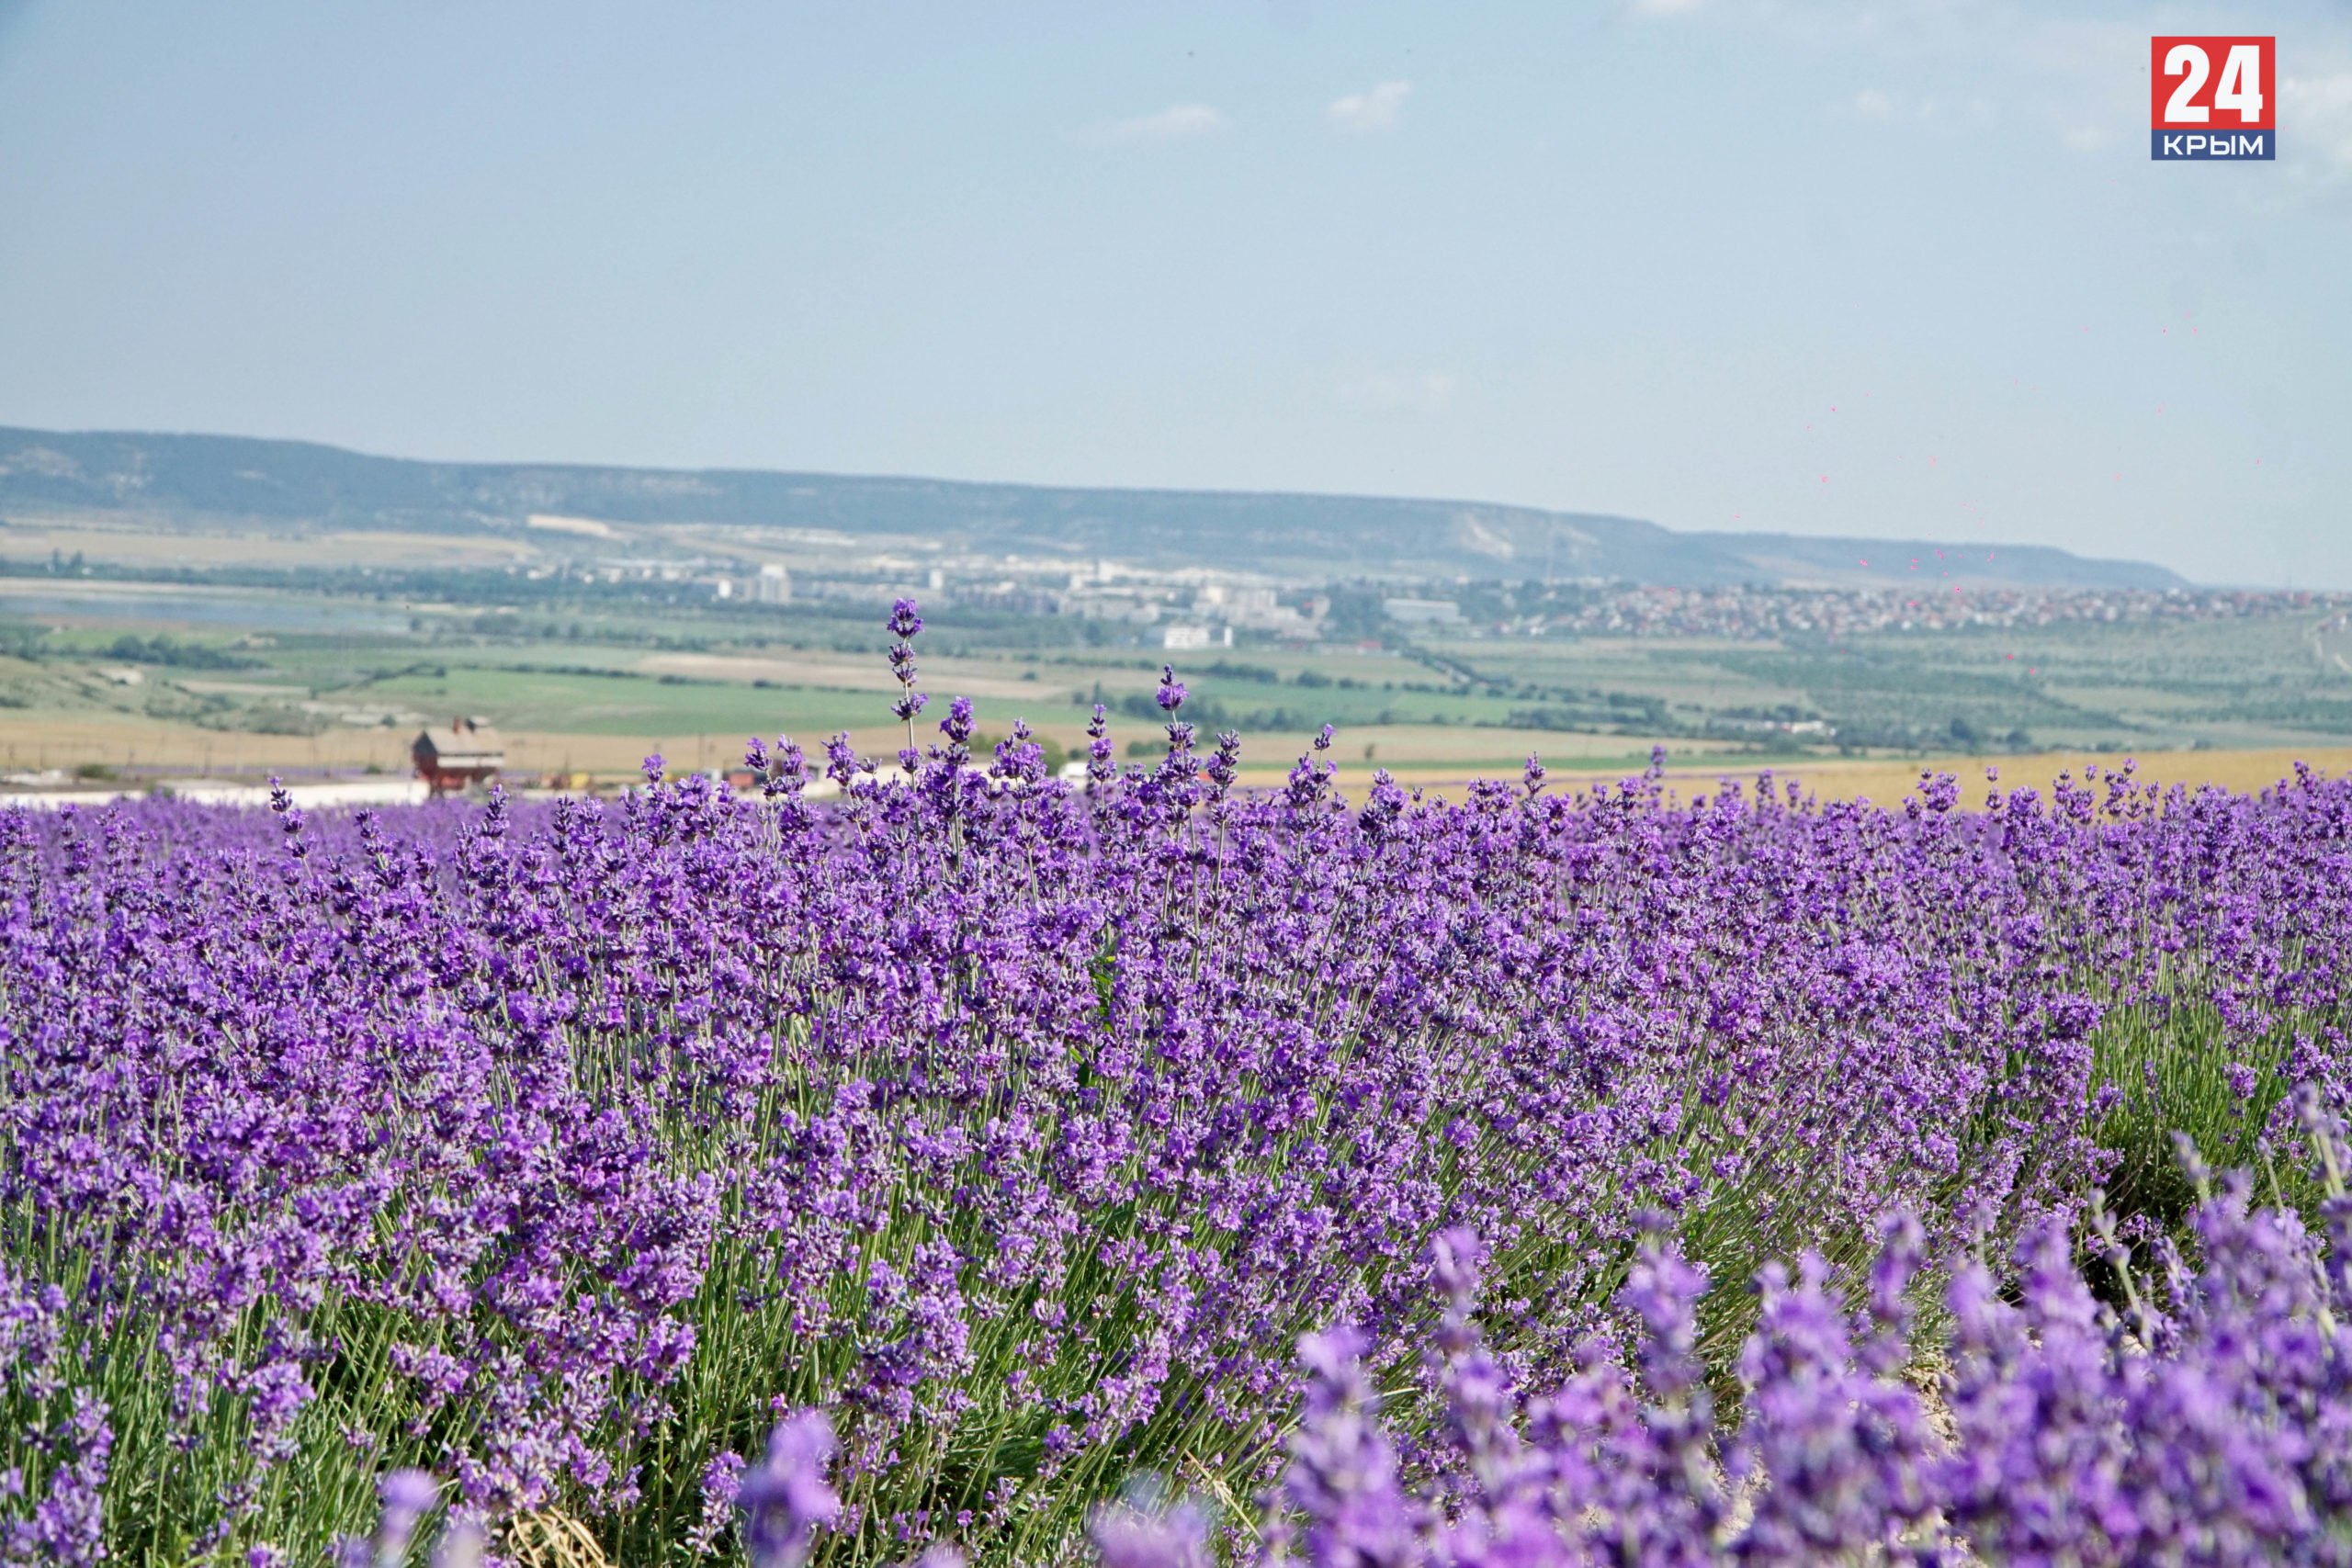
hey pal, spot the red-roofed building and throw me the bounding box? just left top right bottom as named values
left=413, top=717, right=504, bottom=795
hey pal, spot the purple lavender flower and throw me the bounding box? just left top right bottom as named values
left=1086, top=703, right=1116, bottom=787
left=375, top=1470, right=437, bottom=1563
left=329, top=1469, right=440, bottom=1568
left=687, top=1450, right=749, bottom=1559
left=991, top=719, right=1046, bottom=785
left=1090, top=1493, right=1211, bottom=1568
left=823, top=730, right=860, bottom=786
left=1284, top=1327, right=1420, bottom=1568
left=739, top=1412, right=841, bottom=1568
left=0, top=1391, right=109, bottom=1568
left=1206, top=731, right=1242, bottom=796
left=428, top=1518, right=484, bottom=1568
left=940, top=695, right=976, bottom=750
left=13, top=723, right=2352, bottom=1562
left=888, top=599, right=928, bottom=740
left=758, top=735, right=808, bottom=800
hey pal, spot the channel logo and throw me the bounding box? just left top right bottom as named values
left=2151, top=36, right=2276, bottom=161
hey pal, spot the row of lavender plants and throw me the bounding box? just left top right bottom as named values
left=5, top=604, right=2349, bottom=1564
left=717, top=1145, right=2352, bottom=1568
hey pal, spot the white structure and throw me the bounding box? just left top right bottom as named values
left=2, top=778, right=433, bottom=811
left=1198, top=584, right=1280, bottom=617
left=1383, top=597, right=1464, bottom=626
left=1063, top=590, right=1164, bottom=623
left=1162, top=624, right=1232, bottom=650
left=172, top=778, right=434, bottom=807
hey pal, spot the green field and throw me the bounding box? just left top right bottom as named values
left=6, top=574, right=2351, bottom=785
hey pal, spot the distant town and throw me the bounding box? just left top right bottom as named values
left=393, top=545, right=2352, bottom=651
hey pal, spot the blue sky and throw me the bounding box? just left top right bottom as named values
left=2, top=1, right=2347, bottom=585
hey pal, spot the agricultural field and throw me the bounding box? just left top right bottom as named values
left=6, top=570, right=2352, bottom=800
left=6, top=611, right=2352, bottom=1565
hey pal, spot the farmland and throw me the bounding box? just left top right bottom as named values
left=6, top=561, right=2352, bottom=800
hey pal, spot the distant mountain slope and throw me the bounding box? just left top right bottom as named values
left=0, top=426, right=2190, bottom=590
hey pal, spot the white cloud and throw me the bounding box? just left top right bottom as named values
left=1326, top=80, right=1412, bottom=133
left=1709, top=7, right=2155, bottom=157
left=1339, top=370, right=1456, bottom=412
left=1644, top=6, right=2348, bottom=194
left=1089, top=104, right=1228, bottom=144
left=1839, top=86, right=1994, bottom=132
left=2284, top=73, right=2352, bottom=168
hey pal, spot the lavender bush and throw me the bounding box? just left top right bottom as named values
left=1205, top=1121, right=2352, bottom=1568
left=4, top=604, right=2349, bottom=1563
left=729, top=1124, right=2352, bottom=1568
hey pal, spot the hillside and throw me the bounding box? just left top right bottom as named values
left=0, top=426, right=2189, bottom=590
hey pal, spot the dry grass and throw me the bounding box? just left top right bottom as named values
left=0, top=708, right=943, bottom=782
left=1231, top=742, right=2352, bottom=802
left=1739, top=746, right=2352, bottom=807
left=500, top=1510, right=615, bottom=1568
left=6, top=704, right=2348, bottom=805
left=0, top=516, right=543, bottom=568
left=0, top=711, right=827, bottom=778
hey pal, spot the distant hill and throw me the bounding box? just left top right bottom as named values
left=0, top=426, right=2190, bottom=590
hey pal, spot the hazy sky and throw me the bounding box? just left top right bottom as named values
left=3, top=2, right=2348, bottom=586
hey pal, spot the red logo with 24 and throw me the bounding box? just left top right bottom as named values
left=2151, top=37, right=2276, bottom=161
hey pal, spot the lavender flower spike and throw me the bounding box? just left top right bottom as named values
left=739, top=1412, right=842, bottom=1568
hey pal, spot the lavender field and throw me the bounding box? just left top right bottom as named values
left=6, top=608, right=2352, bottom=1567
